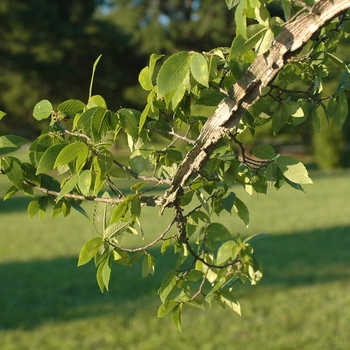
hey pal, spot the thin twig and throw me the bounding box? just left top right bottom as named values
left=106, top=216, right=177, bottom=252
left=190, top=267, right=209, bottom=301
left=146, top=126, right=195, bottom=144
left=23, top=180, right=163, bottom=206
left=112, top=158, right=172, bottom=185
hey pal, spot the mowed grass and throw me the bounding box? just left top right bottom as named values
left=1, top=170, right=350, bottom=349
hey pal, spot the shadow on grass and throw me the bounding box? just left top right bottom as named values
left=1, top=225, right=349, bottom=330
left=0, top=196, right=31, bottom=214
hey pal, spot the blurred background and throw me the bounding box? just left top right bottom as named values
left=1, top=1, right=350, bottom=349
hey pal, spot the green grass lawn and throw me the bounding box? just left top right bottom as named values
left=0, top=170, right=350, bottom=349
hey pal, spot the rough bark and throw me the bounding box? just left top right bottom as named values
left=161, top=0, right=350, bottom=211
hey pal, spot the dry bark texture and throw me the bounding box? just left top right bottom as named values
left=162, top=0, right=350, bottom=210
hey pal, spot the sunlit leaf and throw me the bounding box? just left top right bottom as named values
left=0, top=135, right=29, bottom=156
left=78, top=236, right=103, bottom=266
left=33, top=100, right=53, bottom=121
left=54, top=142, right=88, bottom=170
left=1, top=156, right=23, bottom=190
left=56, top=172, right=79, bottom=201
left=225, top=0, right=240, bottom=10
left=157, top=51, right=191, bottom=97
left=36, top=144, right=66, bottom=174
left=275, top=155, right=313, bottom=184
left=190, top=53, right=209, bottom=87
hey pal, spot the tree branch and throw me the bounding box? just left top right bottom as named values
left=161, top=0, right=350, bottom=211
left=105, top=216, right=176, bottom=252
left=24, top=180, right=163, bottom=206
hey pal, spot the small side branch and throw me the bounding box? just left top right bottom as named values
left=106, top=216, right=177, bottom=252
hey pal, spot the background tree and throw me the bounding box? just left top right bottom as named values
left=104, top=0, right=236, bottom=54
left=0, top=0, right=146, bottom=137
left=1, top=0, right=350, bottom=330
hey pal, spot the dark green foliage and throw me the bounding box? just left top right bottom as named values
left=0, top=0, right=146, bottom=137
left=313, top=120, right=345, bottom=170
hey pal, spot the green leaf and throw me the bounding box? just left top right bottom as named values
left=28, top=197, right=40, bottom=218
left=216, top=240, right=238, bottom=265
left=139, top=66, right=153, bottom=91
left=266, top=162, right=278, bottom=186
left=206, top=223, right=232, bottom=241
left=225, top=0, right=240, bottom=9
left=0, top=110, right=6, bottom=120
left=336, top=66, right=350, bottom=92
left=159, top=270, right=177, bottom=302
left=183, top=270, right=204, bottom=282
left=127, top=251, right=144, bottom=266
left=130, top=181, right=147, bottom=193
left=61, top=199, right=71, bottom=217
left=74, top=106, right=95, bottom=130
left=1, top=156, right=23, bottom=190
left=196, top=88, right=227, bottom=106
left=29, top=134, right=63, bottom=167
left=142, top=253, right=155, bottom=278
left=96, top=149, right=113, bottom=173
left=117, top=109, right=140, bottom=140
left=235, top=0, right=248, bottom=39
left=252, top=144, right=275, bottom=159
left=255, top=28, right=274, bottom=56
left=149, top=53, right=164, bottom=77
left=180, top=191, right=194, bottom=206
left=36, top=144, right=66, bottom=174
left=0, top=135, right=29, bottom=156
left=78, top=236, right=103, bottom=266
left=190, top=53, right=209, bottom=87
left=54, top=142, right=88, bottom=170
left=171, top=83, right=187, bottom=110
left=157, top=300, right=178, bottom=318
left=284, top=101, right=304, bottom=117
left=91, top=109, right=113, bottom=141
left=243, top=233, right=271, bottom=243
left=275, top=155, right=313, bottom=184
left=330, top=92, right=348, bottom=129
left=229, top=27, right=266, bottom=59
left=89, top=54, right=102, bottom=100
left=37, top=196, right=49, bottom=220
left=281, top=0, right=291, bottom=19
left=3, top=185, right=18, bottom=200
left=157, top=51, right=191, bottom=97
left=272, top=103, right=288, bottom=134
left=56, top=173, right=79, bottom=202
left=171, top=304, right=183, bottom=332
left=57, top=99, right=85, bottom=117
left=221, top=192, right=236, bottom=213
left=110, top=196, right=131, bottom=224
left=234, top=197, right=249, bottom=227
left=113, top=248, right=131, bottom=265
left=89, top=95, right=107, bottom=108
left=131, top=196, right=141, bottom=217
left=96, top=254, right=112, bottom=292
left=161, top=239, right=171, bottom=255
left=70, top=200, right=89, bottom=219
left=220, top=290, right=241, bottom=315
left=103, top=220, right=130, bottom=239
left=93, top=192, right=114, bottom=235
left=78, top=170, right=92, bottom=196
left=326, top=52, right=350, bottom=75
left=33, top=100, right=53, bottom=121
